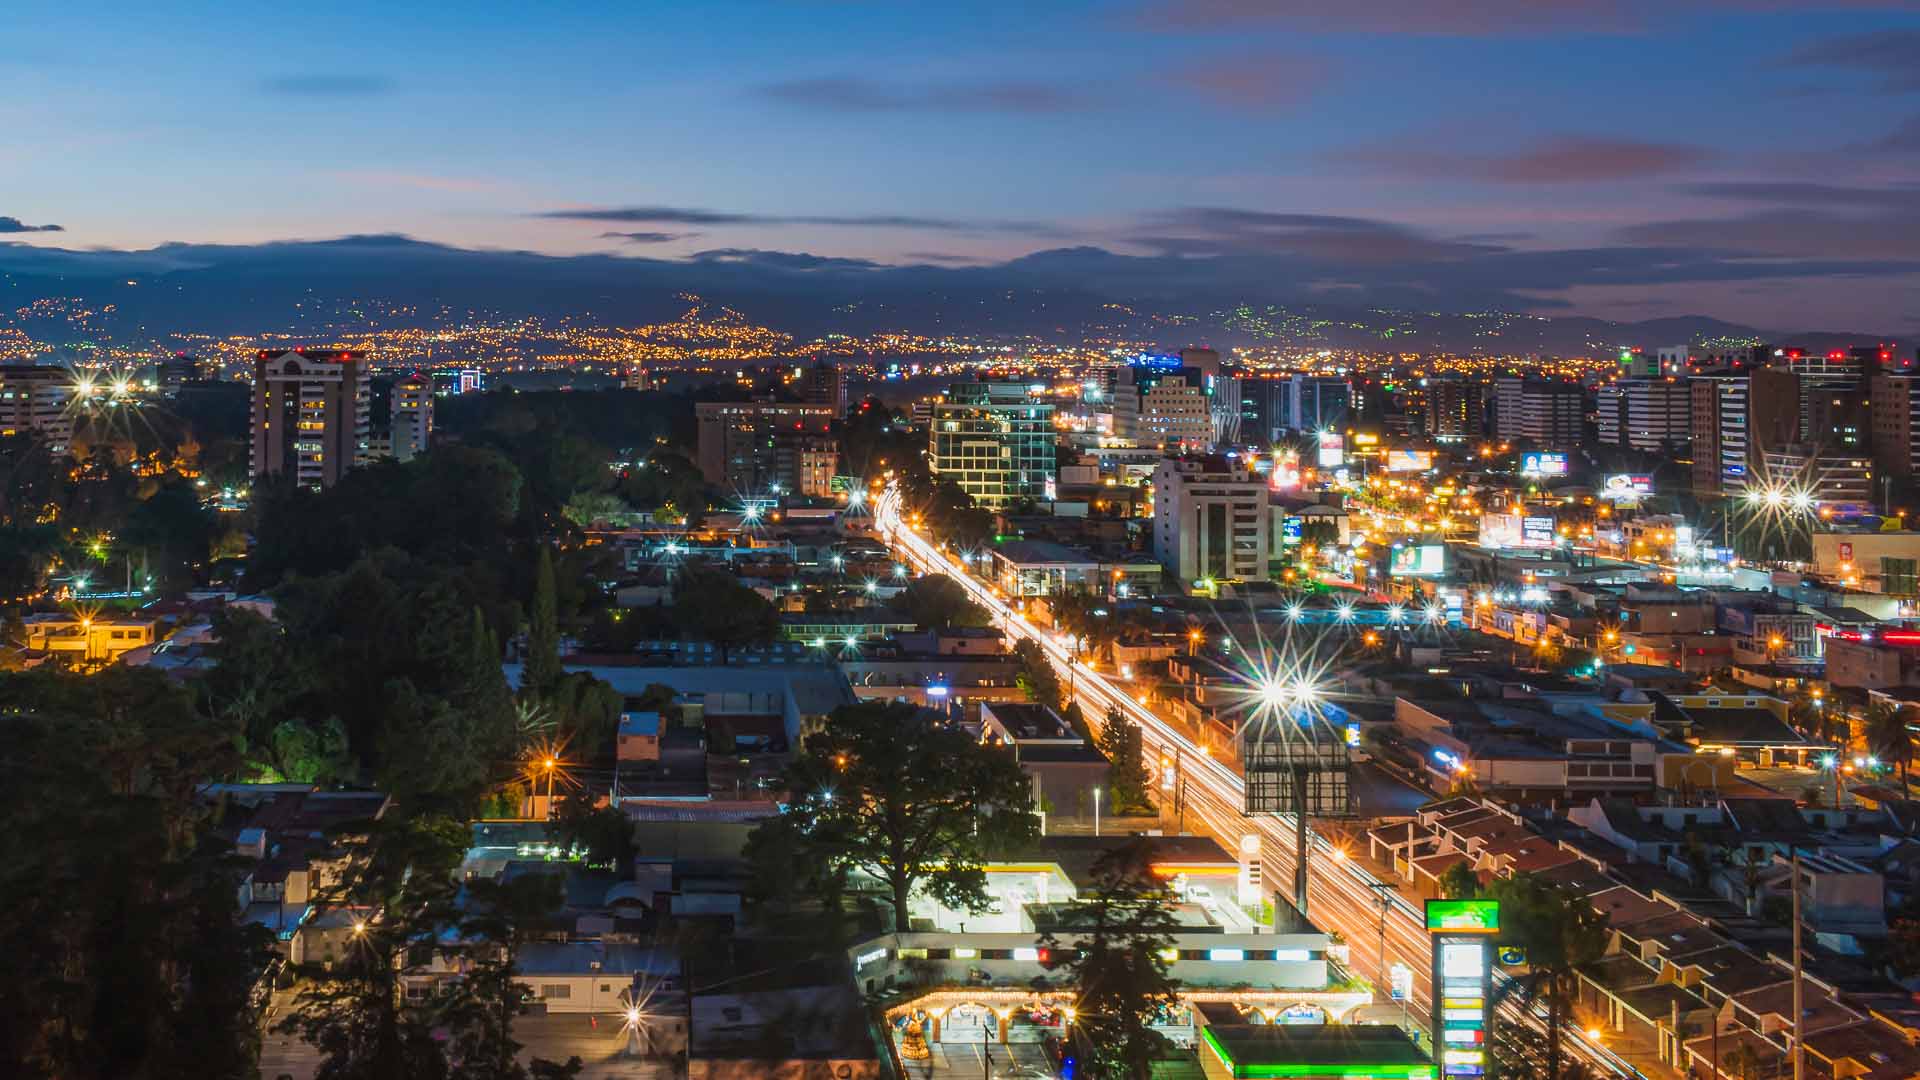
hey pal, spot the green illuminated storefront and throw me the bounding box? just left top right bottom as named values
left=1198, top=1026, right=1435, bottom=1080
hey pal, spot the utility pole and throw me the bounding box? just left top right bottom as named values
left=1791, top=847, right=1804, bottom=1080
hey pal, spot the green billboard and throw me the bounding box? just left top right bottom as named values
left=1425, top=899, right=1499, bottom=935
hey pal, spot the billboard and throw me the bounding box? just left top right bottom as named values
left=1521, top=516, right=1557, bottom=547
left=1391, top=544, right=1446, bottom=577
left=1426, top=899, right=1501, bottom=935
left=1521, top=451, right=1569, bottom=477
left=1281, top=516, right=1303, bottom=546
left=1317, top=431, right=1346, bottom=468
left=1270, top=448, right=1301, bottom=491
left=1386, top=449, right=1433, bottom=472
left=1602, top=473, right=1653, bottom=502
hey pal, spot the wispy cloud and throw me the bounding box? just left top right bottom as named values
left=599, top=230, right=699, bottom=244
left=755, top=76, right=1081, bottom=113
left=1336, top=135, right=1712, bottom=182
left=535, top=204, right=1070, bottom=237
left=1167, top=53, right=1329, bottom=107
left=1786, top=28, right=1920, bottom=92
left=0, top=215, right=62, bottom=233
left=261, top=74, right=394, bottom=97
left=1138, top=1, right=1920, bottom=36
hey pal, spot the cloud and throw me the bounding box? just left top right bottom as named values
left=755, top=76, right=1080, bottom=113
left=1623, top=181, right=1920, bottom=258
left=1139, top=1, right=1920, bottom=35
left=0, top=216, right=62, bottom=233
left=1870, top=114, right=1920, bottom=152
left=260, top=74, right=394, bottom=97
left=1126, top=207, right=1507, bottom=261
left=600, top=231, right=699, bottom=244
left=1167, top=53, right=1328, bottom=107
left=1786, top=29, right=1920, bottom=92
left=685, top=248, right=881, bottom=271
left=1336, top=135, right=1711, bottom=182
left=535, top=204, right=1069, bottom=236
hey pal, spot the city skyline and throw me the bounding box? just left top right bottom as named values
left=6, top=1, right=1920, bottom=330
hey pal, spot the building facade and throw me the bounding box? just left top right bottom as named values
left=1598, top=378, right=1690, bottom=452
left=0, top=365, right=76, bottom=453
left=1873, top=373, right=1920, bottom=481
left=694, top=401, right=837, bottom=493
left=250, top=349, right=371, bottom=489
left=1286, top=375, right=1351, bottom=435
left=389, top=373, right=432, bottom=461
left=1153, top=457, right=1271, bottom=585
left=928, top=382, right=1056, bottom=509
left=1690, top=375, right=1748, bottom=495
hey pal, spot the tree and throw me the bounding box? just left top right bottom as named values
left=442, top=875, right=581, bottom=1080
left=523, top=545, right=561, bottom=696
left=1438, top=862, right=1480, bottom=899
left=1488, top=873, right=1609, bottom=1080
left=744, top=701, right=1037, bottom=931
left=0, top=667, right=271, bottom=1080
left=1868, top=699, right=1915, bottom=791
left=1012, top=638, right=1064, bottom=713
left=1098, top=706, right=1153, bottom=814
left=676, top=565, right=778, bottom=664
left=1039, top=841, right=1180, bottom=1080
left=277, top=815, right=468, bottom=1080
left=897, top=575, right=991, bottom=631
left=547, top=796, right=636, bottom=871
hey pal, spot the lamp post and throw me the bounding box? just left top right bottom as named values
left=541, top=757, right=557, bottom=819
left=1092, top=787, right=1102, bottom=837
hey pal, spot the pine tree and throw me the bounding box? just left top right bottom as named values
left=1098, top=706, right=1153, bottom=813
left=1039, top=841, right=1181, bottom=1080
left=523, top=547, right=560, bottom=695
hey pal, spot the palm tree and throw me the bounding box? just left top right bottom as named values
left=1868, top=699, right=1915, bottom=792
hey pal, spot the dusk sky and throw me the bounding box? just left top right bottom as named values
left=8, top=1, right=1920, bottom=330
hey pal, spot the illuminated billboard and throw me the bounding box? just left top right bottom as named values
left=1602, top=474, right=1653, bottom=502
left=1521, top=452, right=1569, bottom=477
left=1270, top=448, right=1301, bottom=491
left=1426, top=899, right=1500, bottom=934
left=1391, top=544, right=1446, bottom=577
left=1281, top=516, right=1303, bottom=546
left=1521, top=516, right=1557, bottom=547
left=1386, top=449, right=1433, bottom=472
left=1317, top=431, right=1345, bottom=468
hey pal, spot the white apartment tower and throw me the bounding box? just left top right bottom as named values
left=1152, top=457, right=1270, bottom=586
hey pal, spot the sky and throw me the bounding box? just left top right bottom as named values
left=6, top=0, right=1920, bottom=331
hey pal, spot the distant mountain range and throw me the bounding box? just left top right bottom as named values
left=0, top=234, right=1904, bottom=359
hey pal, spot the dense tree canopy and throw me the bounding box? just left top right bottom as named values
left=745, top=700, right=1037, bottom=931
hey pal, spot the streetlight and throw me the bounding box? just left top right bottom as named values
left=1092, top=787, right=1102, bottom=838
left=541, top=757, right=558, bottom=819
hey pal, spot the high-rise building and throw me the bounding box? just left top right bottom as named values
left=1596, top=378, right=1690, bottom=452
left=390, top=373, right=433, bottom=462
left=0, top=365, right=76, bottom=452
left=1873, top=373, right=1920, bottom=482
left=772, top=431, right=838, bottom=498
left=1178, top=347, right=1222, bottom=377
left=1690, top=375, right=1749, bottom=494
left=694, top=401, right=837, bottom=493
left=1286, top=375, right=1351, bottom=434
left=621, top=363, right=648, bottom=391
left=1496, top=379, right=1582, bottom=445
left=1759, top=446, right=1872, bottom=513
left=1236, top=378, right=1283, bottom=446
left=1426, top=377, right=1483, bottom=442
left=1152, top=456, right=1270, bottom=585
left=928, top=382, right=1056, bottom=508
left=250, top=349, right=370, bottom=489
left=801, top=360, right=849, bottom=417
left=1139, top=373, right=1214, bottom=451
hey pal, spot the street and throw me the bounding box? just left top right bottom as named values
left=876, top=487, right=1647, bottom=1080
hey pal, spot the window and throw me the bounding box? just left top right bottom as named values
left=540, top=985, right=570, bottom=1000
